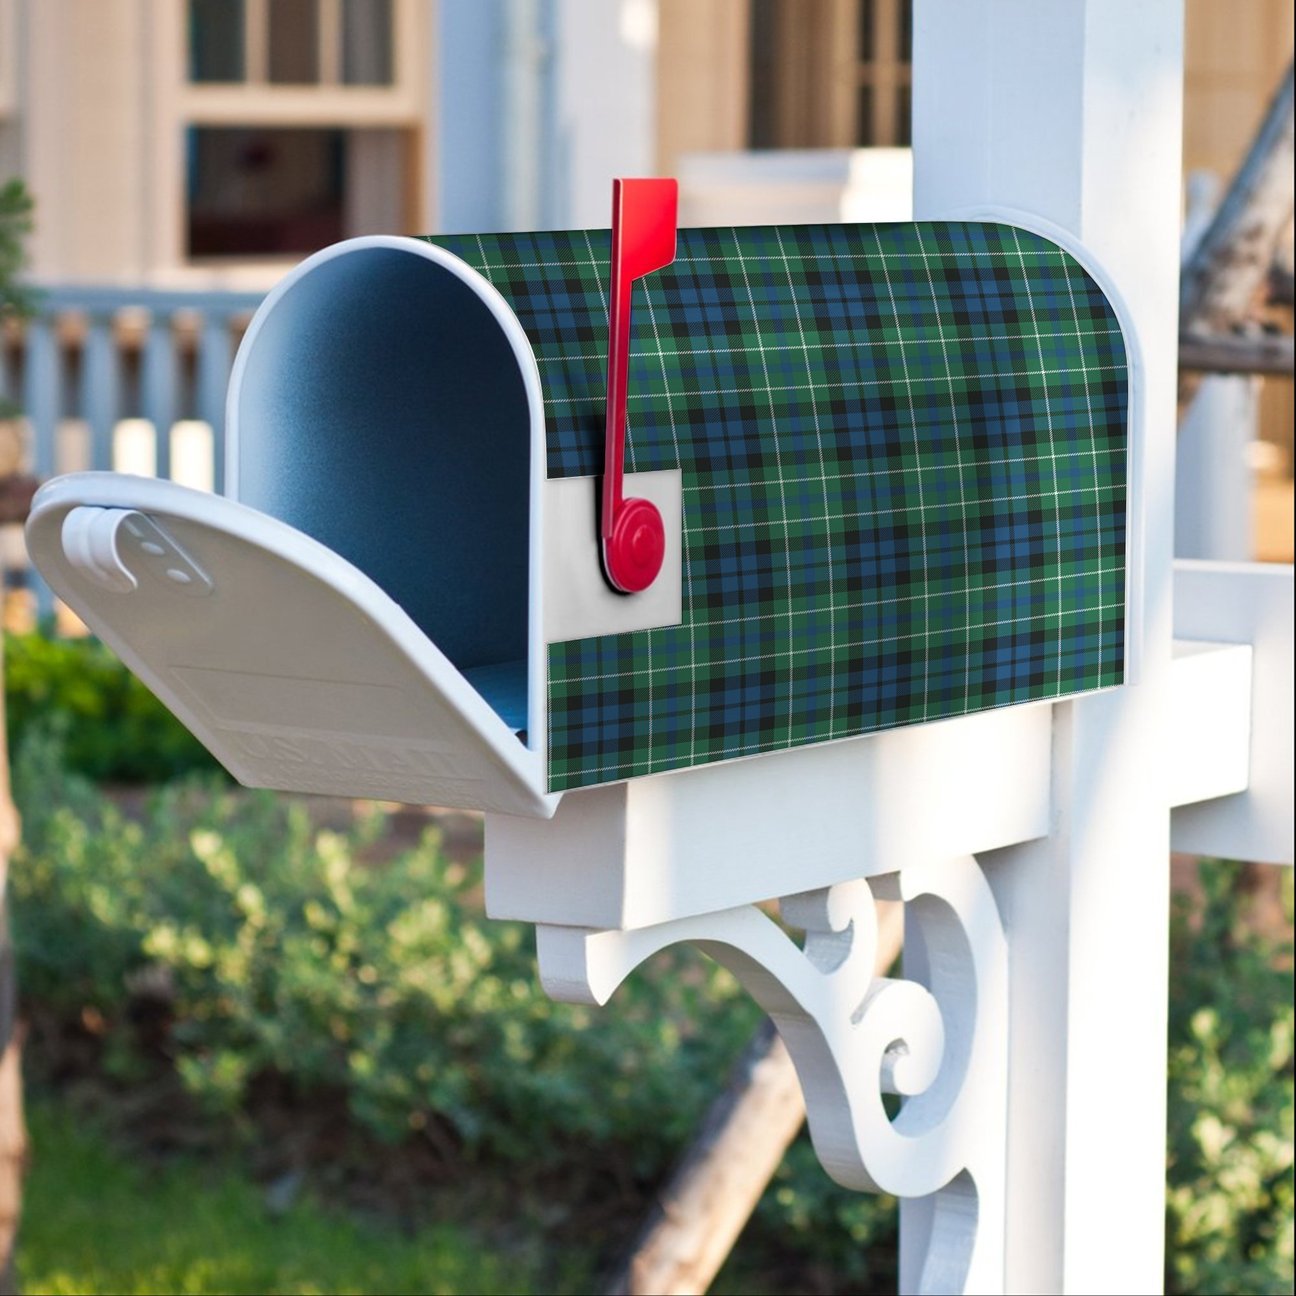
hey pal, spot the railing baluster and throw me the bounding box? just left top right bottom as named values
left=142, top=313, right=177, bottom=480
left=23, top=318, right=60, bottom=620
left=18, top=285, right=264, bottom=630
left=24, top=318, right=59, bottom=480
left=82, top=315, right=120, bottom=472
left=197, top=312, right=233, bottom=495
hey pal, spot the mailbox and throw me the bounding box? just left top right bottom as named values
left=27, top=185, right=1130, bottom=819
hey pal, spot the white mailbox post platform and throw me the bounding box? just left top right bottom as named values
left=23, top=3, right=1295, bottom=1293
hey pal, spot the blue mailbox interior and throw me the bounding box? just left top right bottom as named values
left=232, top=244, right=533, bottom=734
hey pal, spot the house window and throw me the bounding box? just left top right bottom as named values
left=185, top=125, right=412, bottom=259
left=190, top=0, right=247, bottom=82
left=187, top=0, right=394, bottom=87
left=856, top=0, right=912, bottom=145
left=173, top=0, right=419, bottom=263
left=749, top=0, right=913, bottom=149
left=187, top=127, right=345, bottom=257
left=342, top=0, right=395, bottom=85
left=269, top=0, right=321, bottom=84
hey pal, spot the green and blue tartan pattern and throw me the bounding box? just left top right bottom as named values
left=427, top=222, right=1129, bottom=793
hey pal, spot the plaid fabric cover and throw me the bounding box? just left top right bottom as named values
left=427, top=223, right=1128, bottom=793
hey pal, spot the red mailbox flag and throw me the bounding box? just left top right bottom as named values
left=601, top=177, right=678, bottom=593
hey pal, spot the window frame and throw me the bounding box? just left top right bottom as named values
left=748, top=0, right=913, bottom=150
left=182, top=0, right=421, bottom=123
left=152, top=0, right=426, bottom=278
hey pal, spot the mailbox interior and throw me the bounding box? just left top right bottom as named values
left=228, top=238, right=543, bottom=743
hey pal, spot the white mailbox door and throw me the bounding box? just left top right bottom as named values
left=27, top=473, right=556, bottom=819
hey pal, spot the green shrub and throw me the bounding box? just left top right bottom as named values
left=10, top=726, right=1293, bottom=1293
left=724, top=1137, right=897, bottom=1294
left=4, top=631, right=220, bottom=783
left=1166, top=861, right=1294, bottom=1295
left=11, top=727, right=759, bottom=1171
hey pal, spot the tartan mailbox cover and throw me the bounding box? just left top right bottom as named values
left=27, top=210, right=1129, bottom=817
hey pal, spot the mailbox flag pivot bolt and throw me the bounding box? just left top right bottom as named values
left=602, top=177, right=678, bottom=594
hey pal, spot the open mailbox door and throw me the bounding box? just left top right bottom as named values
left=27, top=473, right=555, bottom=818
left=27, top=234, right=556, bottom=819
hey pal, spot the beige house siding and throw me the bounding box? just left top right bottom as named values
left=1183, top=0, right=1294, bottom=177
left=24, top=0, right=155, bottom=283
left=6, top=0, right=429, bottom=289
left=656, top=0, right=750, bottom=176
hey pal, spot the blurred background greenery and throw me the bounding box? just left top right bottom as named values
left=3, top=628, right=1292, bottom=1294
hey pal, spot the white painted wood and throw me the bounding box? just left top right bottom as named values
left=1172, top=561, right=1294, bottom=864
left=485, top=702, right=1051, bottom=930
left=675, top=148, right=913, bottom=227
left=913, top=3, right=1183, bottom=1292
left=502, top=0, right=547, bottom=232
left=433, top=1, right=509, bottom=233
left=25, top=474, right=555, bottom=818
left=537, top=856, right=1007, bottom=1293
left=1167, top=641, right=1252, bottom=809
left=1175, top=377, right=1259, bottom=561
left=549, top=0, right=657, bottom=228
left=542, top=470, right=682, bottom=642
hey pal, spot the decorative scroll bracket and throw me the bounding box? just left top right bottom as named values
left=535, top=855, right=1008, bottom=1296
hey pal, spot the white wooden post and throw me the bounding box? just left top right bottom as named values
left=912, top=3, right=1183, bottom=1291
left=1175, top=377, right=1258, bottom=561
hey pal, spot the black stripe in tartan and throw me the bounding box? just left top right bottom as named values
left=426, top=221, right=1128, bottom=792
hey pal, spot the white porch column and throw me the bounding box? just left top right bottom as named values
left=911, top=4, right=1183, bottom=1293
left=550, top=0, right=658, bottom=227
left=435, top=0, right=658, bottom=233
left=1175, top=376, right=1259, bottom=561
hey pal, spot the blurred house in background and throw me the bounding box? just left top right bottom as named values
left=0, top=0, right=1289, bottom=594
left=0, top=0, right=1289, bottom=277
left=0, top=0, right=427, bottom=289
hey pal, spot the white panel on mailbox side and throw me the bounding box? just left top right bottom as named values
left=27, top=473, right=556, bottom=819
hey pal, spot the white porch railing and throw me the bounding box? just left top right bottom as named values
left=1, top=284, right=264, bottom=618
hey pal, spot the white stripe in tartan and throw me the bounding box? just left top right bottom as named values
left=775, top=224, right=840, bottom=736
left=1010, top=225, right=1066, bottom=692
left=732, top=227, right=799, bottom=736
left=871, top=225, right=933, bottom=720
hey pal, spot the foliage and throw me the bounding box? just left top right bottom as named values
left=719, top=1137, right=898, bottom=1294
left=19, top=1101, right=551, bottom=1295
left=1166, top=861, right=1294, bottom=1296
left=10, top=727, right=759, bottom=1172
left=0, top=177, right=35, bottom=419
left=3, top=631, right=221, bottom=783
left=0, top=177, right=33, bottom=315
left=9, top=728, right=1293, bottom=1292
